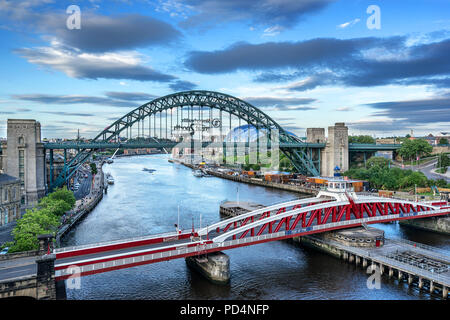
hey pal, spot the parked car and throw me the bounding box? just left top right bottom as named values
left=0, top=247, right=9, bottom=255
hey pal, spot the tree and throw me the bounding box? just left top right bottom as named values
left=366, top=156, right=389, bottom=169
left=9, top=208, right=60, bottom=252
left=437, top=153, right=450, bottom=174
left=349, top=135, right=376, bottom=144
left=38, top=197, right=72, bottom=216
left=90, top=162, right=98, bottom=175
left=439, top=138, right=448, bottom=145
left=398, top=139, right=432, bottom=161
left=47, top=186, right=76, bottom=209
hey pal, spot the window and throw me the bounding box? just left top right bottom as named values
left=18, top=137, right=24, bottom=145
left=19, top=150, right=25, bottom=187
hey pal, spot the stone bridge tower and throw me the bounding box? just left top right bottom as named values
left=320, top=122, right=349, bottom=177
left=1, top=119, right=45, bottom=207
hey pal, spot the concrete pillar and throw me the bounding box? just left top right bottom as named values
left=388, top=268, right=393, bottom=278
left=430, top=281, right=435, bottom=294
left=443, top=287, right=448, bottom=299
left=185, top=252, right=230, bottom=284
left=362, top=258, right=367, bottom=268
left=36, top=253, right=56, bottom=300
left=408, top=274, right=413, bottom=285
left=349, top=254, right=354, bottom=263
left=355, top=256, right=360, bottom=266
left=418, top=277, right=424, bottom=289
left=398, top=271, right=403, bottom=281
left=379, top=264, right=384, bottom=275
left=320, top=123, right=348, bottom=177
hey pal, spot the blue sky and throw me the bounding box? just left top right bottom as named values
left=0, top=0, right=449, bottom=139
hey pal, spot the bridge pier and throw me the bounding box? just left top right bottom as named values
left=418, top=277, right=424, bottom=289
left=443, top=286, right=448, bottom=299
left=362, top=258, right=368, bottom=268
left=408, top=274, right=413, bottom=285
left=185, top=252, right=230, bottom=284
left=398, top=271, right=403, bottom=281
left=430, top=281, right=435, bottom=294
left=348, top=254, right=354, bottom=263
left=388, top=267, right=393, bottom=278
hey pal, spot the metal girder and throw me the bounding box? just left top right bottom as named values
left=51, top=90, right=319, bottom=189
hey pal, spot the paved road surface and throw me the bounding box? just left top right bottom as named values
left=0, top=256, right=37, bottom=282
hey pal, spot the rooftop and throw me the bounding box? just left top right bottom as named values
left=0, top=173, right=20, bottom=185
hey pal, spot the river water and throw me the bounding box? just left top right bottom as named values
left=62, top=154, right=449, bottom=300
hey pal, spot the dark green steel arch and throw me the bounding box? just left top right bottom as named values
left=53, top=90, right=319, bottom=189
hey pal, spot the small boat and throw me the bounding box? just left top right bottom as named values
left=106, top=173, right=115, bottom=184
left=143, top=168, right=156, bottom=172
left=106, top=158, right=114, bottom=164
left=193, top=169, right=203, bottom=177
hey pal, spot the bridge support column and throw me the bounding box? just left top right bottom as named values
left=388, top=268, right=393, bottom=278
left=185, top=252, right=230, bottom=284
left=408, top=274, right=413, bottom=285
left=348, top=254, right=354, bottom=263
left=398, top=271, right=403, bottom=281
left=355, top=256, right=360, bottom=266
left=443, top=287, right=448, bottom=299
left=379, top=264, right=384, bottom=275
left=362, top=258, right=367, bottom=268
left=430, top=281, right=435, bottom=294
left=36, top=253, right=56, bottom=300
left=418, top=277, right=424, bottom=289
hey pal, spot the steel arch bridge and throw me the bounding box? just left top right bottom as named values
left=49, top=90, right=321, bottom=190
left=53, top=194, right=450, bottom=281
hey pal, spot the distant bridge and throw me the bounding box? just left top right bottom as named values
left=42, top=90, right=402, bottom=190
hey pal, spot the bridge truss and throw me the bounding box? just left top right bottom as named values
left=48, top=91, right=322, bottom=190
left=53, top=196, right=449, bottom=280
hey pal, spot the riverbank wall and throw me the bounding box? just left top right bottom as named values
left=168, top=159, right=318, bottom=196
left=399, top=216, right=450, bottom=235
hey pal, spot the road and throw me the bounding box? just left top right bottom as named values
left=0, top=256, right=36, bottom=282
left=394, top=158, right=449, bottom=183
left=73, top=168, right=92, bottom=200
left=415, top=159, right=450, bottom=183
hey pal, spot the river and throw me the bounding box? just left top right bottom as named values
left=62, top=154, right=449, bottom=300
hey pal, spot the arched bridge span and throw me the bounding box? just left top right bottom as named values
left=51, top=90, right=320, bottom=189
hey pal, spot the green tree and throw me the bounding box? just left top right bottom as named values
left=90, top=162, right=98, bottom=175
left=38, top=197, right=72, bottom=216
left=9, top=208, right=59, bottom=252
left=47, top=186, right=76, bottom=209
left=438, top=138, right=449, bottom=145
left=398, top=139, right=432, bottom=161
left=349, top=135, right=376, bottom=144
left=366, top=156, right=389, bottom=169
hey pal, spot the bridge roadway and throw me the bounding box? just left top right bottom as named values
left=42, top=141, right=401, bottom=152
left=53, top=196, right=450, bottom=281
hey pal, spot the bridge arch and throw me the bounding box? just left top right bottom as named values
left=53, top=90, right=320, bottom=188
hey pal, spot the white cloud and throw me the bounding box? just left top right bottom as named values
left=337, top=18, right=360, bottom=29
left=262, top=25, right=284, bottom=37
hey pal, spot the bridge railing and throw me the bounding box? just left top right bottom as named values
left=307, top=236, right=450, bottom=286
left=54, top=230, right=184, bottom=254
left=386, top=238, right=450, bottom=258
